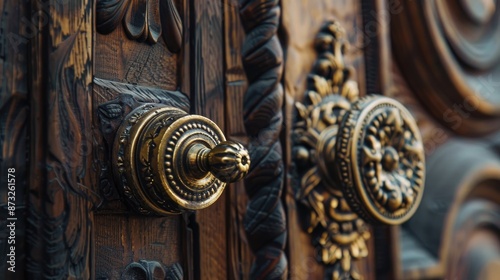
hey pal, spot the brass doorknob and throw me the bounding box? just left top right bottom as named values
left=113, top=104, right=250, bottom=215
left=293, top=21, right=425, bottom=226
left=291, top=20, right=426, bottom=279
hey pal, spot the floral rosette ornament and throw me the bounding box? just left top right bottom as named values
left=293, top=21, right=425, bottom=280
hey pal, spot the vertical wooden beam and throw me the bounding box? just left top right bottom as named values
left=223, top=0, right=254, bottom=279
left=191, top=0, right=227, bottom=279
left=27, top=0, right=95, bottom=278
left=180, top=0, right=192, bottom=95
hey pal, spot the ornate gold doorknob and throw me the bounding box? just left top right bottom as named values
left=293, top=22, right=425, bottom=227
left=112, top=104, right=250, bottom=215
left=292, top=21, right=426, bottom=279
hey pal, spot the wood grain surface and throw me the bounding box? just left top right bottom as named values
left=94, top=215, right=182, bottom=279
left=191, top=1, right=228, bottom=279
left=26, top=0, right=96, bottom=278
left=223, top=0, right=254, bottom=279
left=95, top=19, right=179, bottom=91
left=0, top=1, right=29, bottom=278
left=93, top=0, right=189, bottom=277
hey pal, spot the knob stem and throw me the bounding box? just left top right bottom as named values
left=187, top=143, right=211, bottom=179
left=113, top=105, right=250, bottom=214
left=187, top=141, right=250, bottom=183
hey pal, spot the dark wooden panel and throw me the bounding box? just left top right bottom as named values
left=391, top=0, right=500, bottom=136
left=94, top=215, right=182, bottom=279
left=95, top=31, right=178, bottom=90
left=0, top=1, right=29, bottom=278
left=191, top=1, right=227, bottom=279
left=364, top=0, right=451, bottom=157
left=26, top=0, right=96, bottom=278
left=92, top=0, right=190, bottom=276
left=94, top=0, right=184, bottom=91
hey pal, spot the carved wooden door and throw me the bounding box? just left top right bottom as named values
left=3, top=0, right=500, bottom=279
left=274, top=0, right=500, bottom=280
left=1, top=0, right=252, bottom=279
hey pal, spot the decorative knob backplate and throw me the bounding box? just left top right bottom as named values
left=292, top=21, right=425, bottom=279
left=113, top=104, right=250, bottom=215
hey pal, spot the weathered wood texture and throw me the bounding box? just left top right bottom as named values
left=94, top=215, right=182, bottom=279
left=95, top=0, right=182, bottom=92
left=93, top=0, right=190, bottom=277
left=239, top=0, right=288, bottom=279
left=26, top=0, right=95, bottom=278
left=223, top=0, right=254, bottom=279
left=191, top=1, right=228, bottom=279
left=180, top=0, right=191, bottom=95
left=0, top=1, right=29, bottom=278
left=281, top=1, right=373, bottom=279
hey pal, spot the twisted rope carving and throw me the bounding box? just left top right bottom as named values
left=239, top=0, right=287, bottom=279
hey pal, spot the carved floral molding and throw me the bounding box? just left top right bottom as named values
left=96, top=0, right=182, bottom=52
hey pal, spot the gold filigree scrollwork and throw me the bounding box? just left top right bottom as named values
left=293, top=21, right=425, bottom=279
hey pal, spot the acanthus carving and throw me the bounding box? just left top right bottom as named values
left=96, top=0, right=182, bottom=52
left=293, top=21, right=425, bottom=279
left=121, top=260, right=183, bottom=280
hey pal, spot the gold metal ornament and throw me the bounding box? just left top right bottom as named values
left=337, top=96, right=425, bottom=225
left=113, top=104, right=250, bottom=215
left=293, top=21, right=425, bottom=279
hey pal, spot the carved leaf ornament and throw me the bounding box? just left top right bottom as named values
left=96, top=0, right=182, bottom=52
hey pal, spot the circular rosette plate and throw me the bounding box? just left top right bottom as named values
left=336, top=95, right=425, bottom=225
left=156, top=115, right=226, bottom=211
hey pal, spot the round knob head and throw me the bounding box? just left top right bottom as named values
left=112, top=105, right=250, bottom=215
left=336, top=95, right=425, bottom=225
left=207, top=141, right=250, bottom=183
